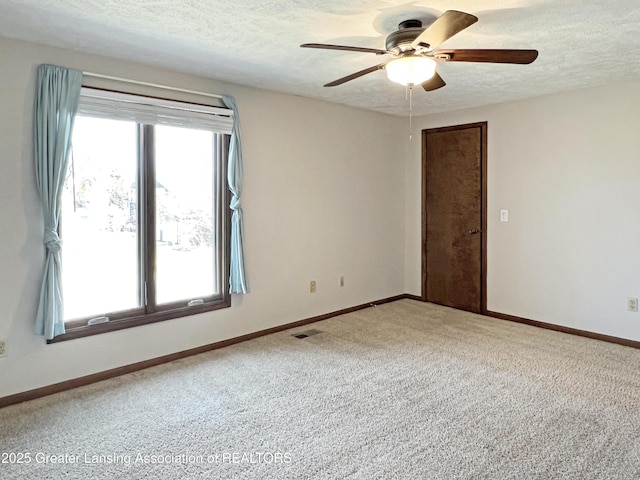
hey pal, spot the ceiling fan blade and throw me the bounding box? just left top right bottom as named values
left=411, top=10, right=478, bottom=51
left=422, top=72, right=446, bottom=91
left=301, top=43, right=389, bottom=55
left=435, top=49, right=539, bottom=64
left=324, top=63, right=387, bottom=87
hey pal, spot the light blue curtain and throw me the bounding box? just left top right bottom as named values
left=34, top=64, right=83, bottom=339
left=221, top=95, right=248, bottom=294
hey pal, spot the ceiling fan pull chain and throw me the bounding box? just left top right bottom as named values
left=408, top=85, right=413, bottom=141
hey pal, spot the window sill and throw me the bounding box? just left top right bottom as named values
left=48, top=296, right=231, bottom=343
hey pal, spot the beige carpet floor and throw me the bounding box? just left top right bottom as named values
left=2, top=300, right=640, bottom=479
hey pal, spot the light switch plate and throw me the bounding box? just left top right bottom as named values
left=500, top=209, right=509, bottom=222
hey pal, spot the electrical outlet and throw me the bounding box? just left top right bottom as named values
left=0, top=339, right=7, bottom=358
left=628, top=298, right=638, bottom=312
left=310, top=280, right=317, bottom=293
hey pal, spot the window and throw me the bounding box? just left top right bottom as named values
left=56, top=88, right=232, bottom=341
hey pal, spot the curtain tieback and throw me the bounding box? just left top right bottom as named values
left=230, top=195, right=241, bottom=211
left=44, top=228, right=62, bottom=253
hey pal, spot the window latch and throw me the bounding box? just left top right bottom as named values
left=187, top=299, right=205, bottom=307
left=87, top=316, right=110, bottom=326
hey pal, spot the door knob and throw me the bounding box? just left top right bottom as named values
left=468, top=229, right=481, bottom=234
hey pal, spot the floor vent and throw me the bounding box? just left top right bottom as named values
left=292, top=329, right=323, bottom=339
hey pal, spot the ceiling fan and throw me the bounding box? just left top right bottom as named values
left=301, top=10, right=538, bottom=91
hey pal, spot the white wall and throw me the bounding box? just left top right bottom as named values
left=0, top=37, right=406, bottom=397
left=405, top=81, right=640, bottom=341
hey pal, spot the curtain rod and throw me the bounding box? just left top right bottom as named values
left=82, top=71, right=224, bottom=100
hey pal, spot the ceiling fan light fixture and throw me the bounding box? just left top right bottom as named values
left=385, top=56, right=437, bottom=86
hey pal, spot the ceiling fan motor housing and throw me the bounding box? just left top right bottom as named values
left=386, top=20, right=425, bottom=54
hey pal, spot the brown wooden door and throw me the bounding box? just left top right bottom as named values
left=422, top=122, right=487, bottom=314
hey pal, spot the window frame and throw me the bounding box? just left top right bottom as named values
left=49, top=89, right=232, bottom=343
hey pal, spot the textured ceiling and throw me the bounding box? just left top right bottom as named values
left=1, top=0, right=639, bottom=116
